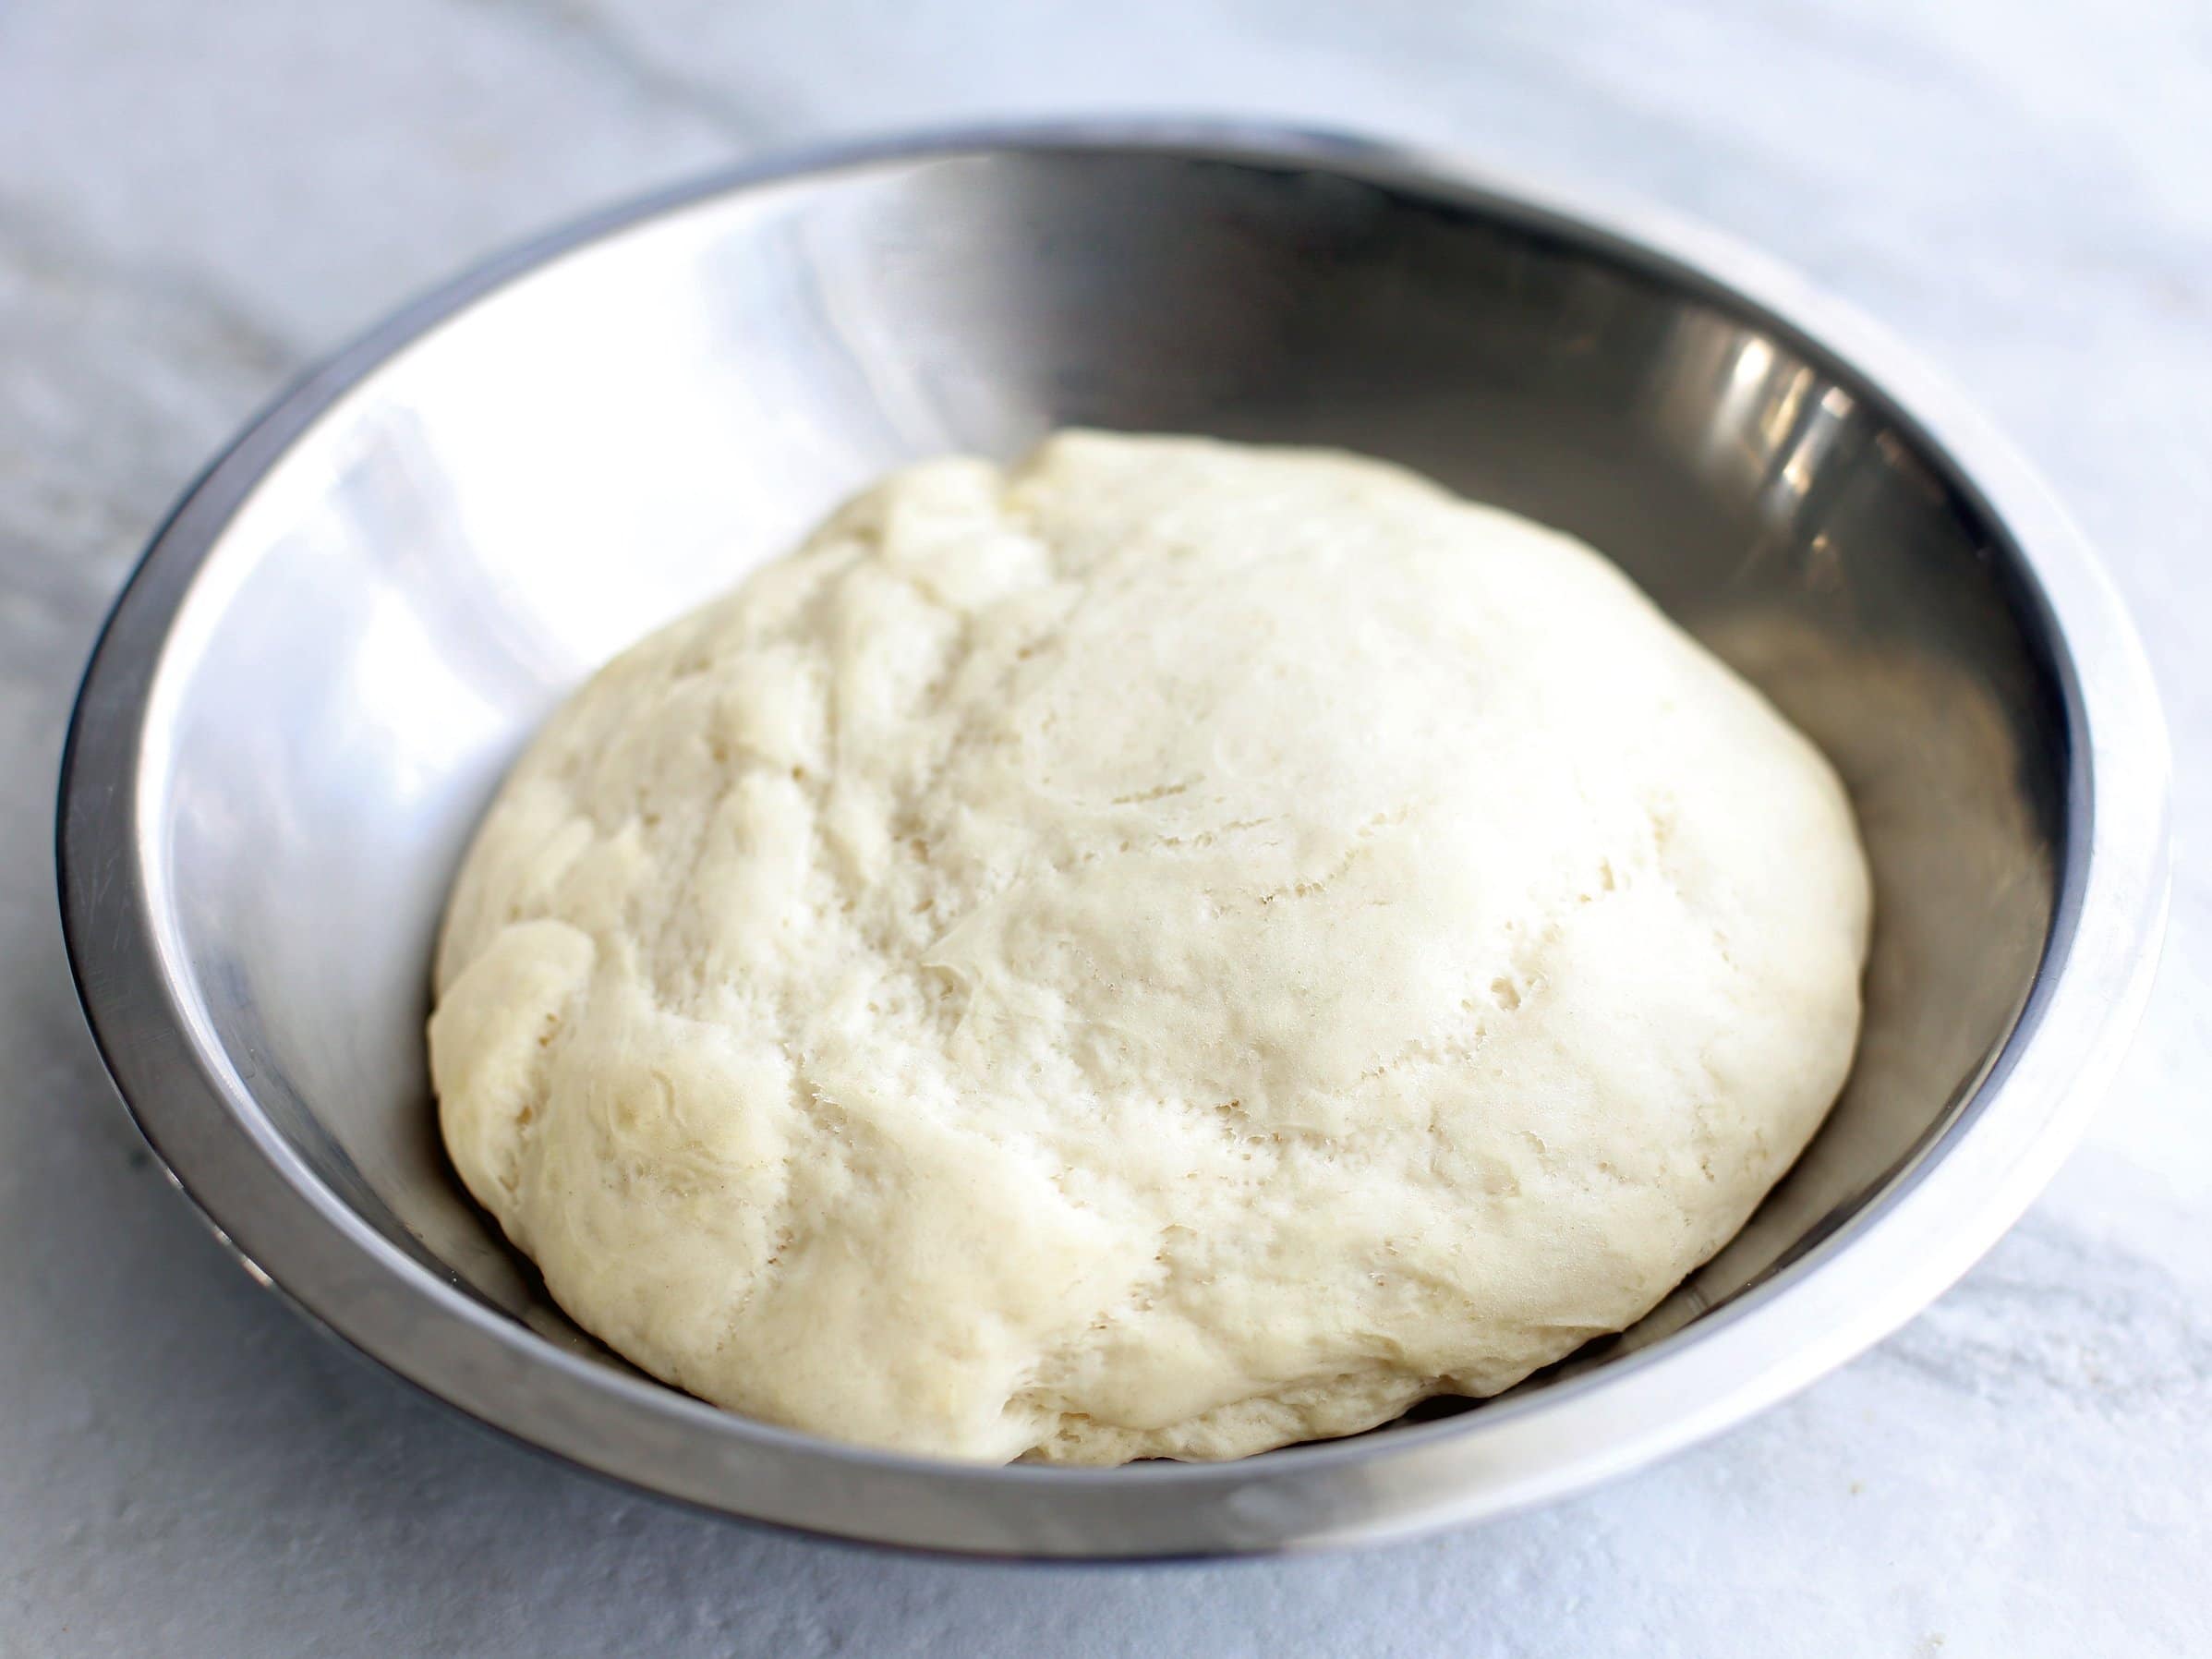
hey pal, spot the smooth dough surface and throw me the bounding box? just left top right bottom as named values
left=429, top=431, right=1871, bottom=1465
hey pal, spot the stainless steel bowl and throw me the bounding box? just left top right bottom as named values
left=58, top=123, right=2169, bottom=1557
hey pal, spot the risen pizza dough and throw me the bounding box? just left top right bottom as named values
left=429, top=431, right=1870, bottom=1465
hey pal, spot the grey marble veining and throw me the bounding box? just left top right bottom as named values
left=1, top=2, right=2206, bottom=1653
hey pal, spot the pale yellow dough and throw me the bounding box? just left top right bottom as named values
left=430, top=431, right=1871, bottom=1465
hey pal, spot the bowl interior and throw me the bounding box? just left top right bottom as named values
left=137, top=147, right=2067, bottom=1424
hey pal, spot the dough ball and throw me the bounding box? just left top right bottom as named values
left=430, top=431, right=1870, bottom=1464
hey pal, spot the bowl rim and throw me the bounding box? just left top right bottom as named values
left=55, top=117, right=2171, bottom=1558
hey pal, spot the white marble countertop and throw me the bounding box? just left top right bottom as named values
left=2, top=2, right=2206, bottom=1653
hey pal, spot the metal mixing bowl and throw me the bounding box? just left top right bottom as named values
left=58, top=123, right=2169, bottom=1557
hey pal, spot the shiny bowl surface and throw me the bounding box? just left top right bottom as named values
left=58, top=123, right=2169, bottom=1557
